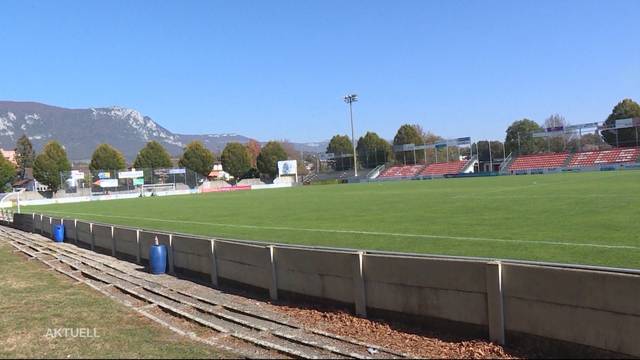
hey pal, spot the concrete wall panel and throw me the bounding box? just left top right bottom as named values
left=275, top=247, right=355, bottom=304
left=33, top=215, right=42, bottom=232
left=62, top=219, right=76, bottom=241
left=215, top=241, right=270, bottom=289
left=364, top=254, right=487, bottom=293
left=366, top=281, right=488, bottom=325
left=76, top=221, right=92, bottom=245
left=92, top=224, right=112, bottom=251
left=114, top=227, right=138, bottom=258
left=41, top=216, right=52, bottom=237
left=13, top=214, right=34, bottom=232
left=172, top=235, right=211, bottom=274
left=504, top=296, right=640, bottom=356
left=502, top=264, right=640, bottom=315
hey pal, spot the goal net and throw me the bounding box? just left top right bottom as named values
left=140, top=183, right=176, bottom=196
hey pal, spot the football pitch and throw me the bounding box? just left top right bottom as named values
left=28, top=170, right=640, bottom=269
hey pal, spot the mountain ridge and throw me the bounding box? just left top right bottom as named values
left=0, top=101, right=328, bottom=161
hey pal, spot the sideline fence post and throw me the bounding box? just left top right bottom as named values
left=110, top=226, right=116, bottom=257
left=353, top=251, right=367, bottom=317
left=268, top=245, right=278, bottom=301
left=168, top=234, right=175, bottom=275
left=135, top=229, right=141, bottom=263
left=39, top=214, right=43, bottom=234
left=31, top=213, right=35, bottom=233
left=89, top=223, right=95, bottom=251
left=486, top=261, right=505, bottom=345
left=210, top=239, right=218, bottom=286
left=74, top=219, right=78, bottom=244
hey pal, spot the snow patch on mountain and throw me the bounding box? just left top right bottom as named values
left=0, top=112, right=16, bottom=137
left=91, top=106, right=184, bottom=147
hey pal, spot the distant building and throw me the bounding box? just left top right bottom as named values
left=1, top=149, right=16, bottom=165
left=208, top=163, right=232, bottom=181
left=12, top=168, right=48, bottom=192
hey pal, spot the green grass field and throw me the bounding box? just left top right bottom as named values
left=0, top=241, right=229, bottom=358
left=29, top=171, right=640, bottom=269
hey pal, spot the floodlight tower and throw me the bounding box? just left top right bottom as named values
left=344, top=94, right=358, bottom=177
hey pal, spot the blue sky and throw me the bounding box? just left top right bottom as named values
left=1, top=0, right=638, bottom=143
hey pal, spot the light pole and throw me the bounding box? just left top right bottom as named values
left=344, top=94, right=358, bottom=177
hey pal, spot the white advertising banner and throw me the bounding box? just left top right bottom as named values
left=278, top=160, right=297, bottom=176
left=168, top=168, right=186, bottom=174
left=99, top=179, right=119, bottom=188
left=118, top=170, right=144, bottom=179
left=615, top=118, right=634, bottom=129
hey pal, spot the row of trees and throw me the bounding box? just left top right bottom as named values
left=326, top=123, right=465, bottom=169
left=504, top=99, right=640, bottom=155
left=326, top=98, right=640, bottom=169
left=10, top=135, right=296, bottom=192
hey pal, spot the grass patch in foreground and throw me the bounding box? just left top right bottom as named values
left=29, top=170, right=640, bottom=269
left=0, top=241, right=230, bottom=358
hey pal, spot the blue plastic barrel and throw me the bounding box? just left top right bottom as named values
left=149, top=244, right=167, bottom=274
left=53, top=224, right=65, bottom=242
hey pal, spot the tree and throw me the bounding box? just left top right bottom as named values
left=281, top=140, right=308, bottom=176
left=504, top=119, right=545, bottom=155
left=257, top=141, right=287, bottom=179
left=422, top=131, right=448, bottom=163
left=326, top=135, right=353, bottom=170
left=133, top=141, right=172, bottom=169
left=33, top=141, right=71, bottom=192
left=245, top=139, right=261, bottom=167
left=220, top=142, right=251, bottom=181
left=472, top=140, right=506, bottom=162
left=356, top=132, right=392, bottom=168
left=89, top=144, right=126, bottom=171
left=0, top=155, right=16, bottom=192
left=179, top=141, right=215, bottom=177
left=567, top=132, right=610, bottom=152
left=393, top=124, right=426, bottom=164
left=15, top=135, right=35, bottom=180
left=542, top=114, right=572, bottom=153
left=601, top=99, right=640, bottom=147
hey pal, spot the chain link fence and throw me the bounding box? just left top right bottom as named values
left=60, top=167, right=206, bottom=197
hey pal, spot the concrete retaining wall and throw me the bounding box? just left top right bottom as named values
left=363, top=254, right=489, bottom=326
left=33, top=215, right=42, bottom=233
left=41, top=216, right=52, bottom=237
left=62, top=219, right=76, bottom=242
left=76, top=221, right=92, bottom=247
left=215, top=240, right=272, bottom=290
left=92, top=224, right=114, bottom=254
left=114, top=227, right=138, bottom=260
left=12, top=213, right=34, bottom=232
left=275, top=247, right=358, bottom=305
left=172, top=235, right=211, bottom=276
left=502, top=263, right=640, bottom=356
left=12, top=214, right=640, bottom=356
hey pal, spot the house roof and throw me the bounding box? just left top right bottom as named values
left=1, top=149, right=16, bottom=165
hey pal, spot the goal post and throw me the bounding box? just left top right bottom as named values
left=140, top=183, right=177, bottom=197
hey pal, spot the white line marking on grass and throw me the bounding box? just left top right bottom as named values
left=41, top=210, right=640, bottom=251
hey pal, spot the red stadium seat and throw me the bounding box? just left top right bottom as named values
left=508, top=153, right=569, bottom=171
left=568, top=148, right=640, bottom=167
left=419, top=161, right=466, bottom=176
left=378, top=164, right=424, bottom=178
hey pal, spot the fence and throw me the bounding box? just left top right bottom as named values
left=10, top=212, right=640, bottom=356
left=59, top=167, right=206, bottom=197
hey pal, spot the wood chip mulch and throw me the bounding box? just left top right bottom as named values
left=276, top=304, right=517, bottom=359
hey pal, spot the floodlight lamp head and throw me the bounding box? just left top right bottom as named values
left=343, top=94, right=358, bottom=103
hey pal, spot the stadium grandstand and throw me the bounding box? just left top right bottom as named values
left=363, top=120, right=640, bottom=180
